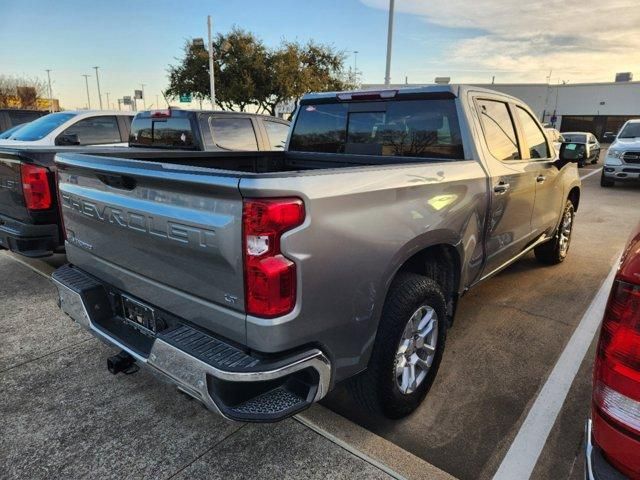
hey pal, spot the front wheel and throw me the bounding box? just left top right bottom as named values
left=600, top=170, right=614, bottom=187
left=534, top=200, right=575, bottom=265
left=348, top=273, right=447, bottom=418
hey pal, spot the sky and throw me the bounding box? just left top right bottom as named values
left=1, top=0, right=638, bottom=110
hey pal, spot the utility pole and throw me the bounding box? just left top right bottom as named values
left=140, top=83, right=146, bottom=109
left=208, top=15, right=216, bottom=110
left=93, top=66, right=102, bottom=109
left=82, top=74, right=91, bottom=109
left=45, top=69, right=54, bottom=112
left=353, top=51, right=359, bottom=84
left=117, top=99, right=122, bottom=111
left=105, top=92, right=110, bottom=110
left=384, top=0, right=395, bottom=86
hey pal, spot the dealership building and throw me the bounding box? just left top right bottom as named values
left=363, top=78, right=640, bottom=141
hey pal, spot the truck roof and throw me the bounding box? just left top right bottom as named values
left=301, top=84, right=523, bottom=104
left=60, top=110, right=135, bottom=116
left=136, top=109, right=289, bottom=123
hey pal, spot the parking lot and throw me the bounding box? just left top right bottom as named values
left=1, top=157, right=638, bottom=480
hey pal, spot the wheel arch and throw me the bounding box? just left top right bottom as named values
left=386, top=240, right=463, bottom=326
left=568, top=186, right=580, bottom=211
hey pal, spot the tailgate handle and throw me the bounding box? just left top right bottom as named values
left=96, top=173, right=136, bottom=190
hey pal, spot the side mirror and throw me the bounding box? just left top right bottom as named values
left=558, top=142, right=586, bottom=163
left=55, top=133, right=80, bottom=146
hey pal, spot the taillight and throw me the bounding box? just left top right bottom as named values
left=594, top=279, right=640, bottom=434
left=243, top=198, right=304, bottom=318
left=21, top=164, right=52, bottom=211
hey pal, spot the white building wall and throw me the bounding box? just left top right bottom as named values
left=363, top=81, right=640, bottom=125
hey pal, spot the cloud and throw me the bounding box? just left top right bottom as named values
left=361, top=0, right=640, bottom=82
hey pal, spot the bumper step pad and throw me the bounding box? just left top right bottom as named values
left=159, top=325, right=260, bottom=371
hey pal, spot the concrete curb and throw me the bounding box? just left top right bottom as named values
left=296, top=404, right=457, bottom=480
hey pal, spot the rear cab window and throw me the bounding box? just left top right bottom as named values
left=289, top=96, right=464, bottom=160
left=130, top=110, right=198, bottom=149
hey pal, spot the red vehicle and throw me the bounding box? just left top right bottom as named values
left=587, top=222, right=640, bottom=479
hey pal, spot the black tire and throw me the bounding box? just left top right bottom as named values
left=600, top=170, right=614, bottom=187
left=534, top=200, right=574, bottom=265
left=348, top=272, right=447, bottom=418
left=578, top=159, right=586, bottom=168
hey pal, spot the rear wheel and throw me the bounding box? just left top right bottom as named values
left=600, top=170, right=614, bottom=187
left=534, top=200, right=574, bottom=265
left=349, top=273, right=447, bottom=418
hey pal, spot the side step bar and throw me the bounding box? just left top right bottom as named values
left=52, top=264, right=331, bottom=422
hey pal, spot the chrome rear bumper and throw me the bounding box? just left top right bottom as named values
left=52, top=265, right=331, bottom=422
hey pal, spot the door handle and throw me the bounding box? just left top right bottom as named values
left=536, top=175, right=546, bottom=183
left=494, top=182, right=510, bottom=194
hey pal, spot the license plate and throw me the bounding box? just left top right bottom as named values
left=121, top=294, right=156, bottom=333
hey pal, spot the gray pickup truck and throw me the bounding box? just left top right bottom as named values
left=52, top=85, right=581, bottom=422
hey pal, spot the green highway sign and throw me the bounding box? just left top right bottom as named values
left=179, top=93, right=192, bottom=103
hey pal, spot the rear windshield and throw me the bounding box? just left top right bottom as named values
left=129, top=112, right=197, bottom=149
left=289, top=99, right=464, bottom=160
left=9, top=112, right=76, bottom=141
left=562, top=133, right=587, bottom=143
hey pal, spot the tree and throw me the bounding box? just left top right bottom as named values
left=258, top=41, right=354, bottom=116
left=165, top=28, right=355, bottom=114
left=0, top=75, right=47, bottom=109
left=165, top=41, right=211, bottom=105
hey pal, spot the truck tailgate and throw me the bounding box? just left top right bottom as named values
left=0, top=151, right=30, bottom=221
left=55, top=153, right=246, bottom=340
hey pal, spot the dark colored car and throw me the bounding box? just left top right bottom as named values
left=562, top=132, right=601, bottom=167
left=586, top=221, right=640, bottom=479
left=0, top=109, right=47, bottom=134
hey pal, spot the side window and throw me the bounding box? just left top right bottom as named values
left=211, top=117, right=258, bottom=150
left=263, top=120, right=289, bottom=150
left=61, top=116, right=121, bottom=145
left=515, top=106, right=550, bottom=159
left=476, top=99, right=520, bottom=161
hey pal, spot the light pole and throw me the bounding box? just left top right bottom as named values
left=140, top=83, right=146, bottom=109
left=45, top=69, right=54, bottom=112
left=105, top=92, right=110, bottom=110
left=208, top=15, right=216, bottom=110
left=82, top=74, right=91, bottom=109
left=93, top=66, right=102, bottom=109
left=353, top=51, right=359, bottom=84
left=384, top=0, right=395, bottom=86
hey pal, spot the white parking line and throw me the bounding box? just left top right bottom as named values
left=492, top=255, right=619, bottom=480
left=580, top=167, right=603, bottom=181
